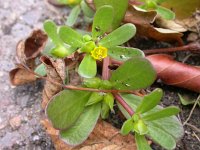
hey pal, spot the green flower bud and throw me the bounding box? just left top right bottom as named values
left=80, top=41, right=96, bottom=53
left=51, top=46, right=69, bottom=58
left=83, top=35, right=92, bottom=42
left=133, top=120, right=148, bottom=135
left=83, top=77, right=101, bottom=88
left=100, top=80, right=113, bottom=90
left=86, top=92, right=104, bottom=106
left=104, top=93, right=114, bottom=112
left=132, top=114, right=140, bottom=122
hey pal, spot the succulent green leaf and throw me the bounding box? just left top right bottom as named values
left=135, top=133, right=152, bottom=150
left=156, top=6, right=175, bottom=20
left=136, top=88, right=163, bottom=114
left=99, top=80, right=113, bottom=90
left=66, top=5, right=81, bottom=26
left=59, top=26, right=84, bottom=48
left=117, top=94, right=184, bottom=141
left=110, top=57, right=156, bottom=90
left=147, top=124, right=176, bottom=149
left=143, top=106, right=180, bottom=121
left=86, top=92, right=104, bottom=106
left=83, top=77, right=101, bottom=88
left=92, top=5, right=114, bottom=40
left=46, top=90, right=91, bottom=130
left=34, top=64, right=46, bottom=77
left=99, top=24, right=136, bottom=48
left=103, top=93, right=114, bottom=111
left=108, top=46, right=144, bottom=61
left=121, top=119, right=134, bottom=135
left=101, top=101, right=110, bottom=119
left=60, top=103, right=101, bottom=146
left=43, top=20, right=62, bottom=46
left=78, top=54, right=97, bottom=78
left=81, top=0, right=94, bottom=18
left=94, top=0, right=129, bottom=29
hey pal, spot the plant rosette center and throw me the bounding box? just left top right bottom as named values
left=91, top=46, right=108, bottom=60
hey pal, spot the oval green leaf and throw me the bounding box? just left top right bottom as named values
left=94, top=0, right=129, bottom=29
left=143, top=106, right=180, bottom=121
left=135, top=133, right=152, bottom=150
left=92, top=5, right=114, bottom=40
left=121, top=119, right=134, bottom=136
left=59, top=26, right=84, bottom=48
left=78, top=54, right=97, bottom=78
left=108, top=46, right=144, bottom=61
left=156, top=6, right=175, bottom=20
left=43, top=20, right=62, bottom=46
left=147, top=124, right=176, bottom=149
left=46, top=90, right=91, bottom=130
left=136, top=88, right=163, bottom=114
left=60, top=103, right=101, bottom=146
left=86, top=92, right=104, bottom=106
left=110, top=57, right=156, bottom=90
left=99, top=24, right=136, bottom=48
left=81, top=0, right=94, bottom=18
left=66, top=5, right=81, bottom=26
left=34, top=64, right=46, bottom=77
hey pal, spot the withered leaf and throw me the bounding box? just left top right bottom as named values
left=9, top=67, right=37, bottom=86
left=147, top=54, right=200, bottom=93
left=41, top=56, right=66, bottom=109
left=41, top=119, right=137, bottom=150
left=16, top=29, right=47, bottom=63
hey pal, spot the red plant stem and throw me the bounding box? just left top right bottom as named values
left=102, top=57, right=111, bottom=80
left=144, top=42, right=200, bottom=55
left=113, top=93, right=134, bottom=116
left=102, top=57, right=135, bottom=116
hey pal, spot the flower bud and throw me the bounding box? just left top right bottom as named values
left=83, top=35, right=92, bottom=42
left=83, top=77, right=101, bottom=88
left=133, top=120, right=148, bottom=135
left=51, top=46, right=69, bottom=58
left=80, top=41, right=96, bottom=53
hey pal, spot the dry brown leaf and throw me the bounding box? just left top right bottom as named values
left=9, top=67, right=36, bottom=86
left=147, top=54, right=200, bottom=93
left=41, top=56, right=65, bottom=109
left=41, top=119, right=136, bottom=150
left=16, top=29, right=47, bottom=63
left=10, top=30, right=48, bottom=86
left=155, top=17, right=187, bottom=32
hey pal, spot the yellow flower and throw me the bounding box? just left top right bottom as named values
left=67, top=0, right=81, bottom=5
left=91, top=46, right=108, bottom=60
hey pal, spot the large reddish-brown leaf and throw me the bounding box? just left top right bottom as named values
left=147, top=54, right=200, bottom=93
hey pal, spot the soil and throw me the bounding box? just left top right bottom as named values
left=0, top=0, right=199, bottom=150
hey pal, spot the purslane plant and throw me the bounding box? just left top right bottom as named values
left=137, top=0, right=175, bottom=20
left=34, top=0, right=184, bottom=150
left=57, top=0, right=94, bottom=26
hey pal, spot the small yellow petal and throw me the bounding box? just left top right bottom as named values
left=91, top=46, right=108, bottom=60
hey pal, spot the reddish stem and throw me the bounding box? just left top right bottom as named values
left=144, top=42, right=200, bottom=55
left=102, top=57, right=111, bottom=80
left=102, top=57, right=135, bottom=116
left=113, top=93, right=134, bottom=116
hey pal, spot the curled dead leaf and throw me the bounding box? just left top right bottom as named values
left=9, top=67, right=36, bottom=86
left=147, top=54, right=200, bottom=93
left=41, top=119, right=136, bottom=150
left=16, top=29, right=48, bottom=63
left=41, top=56, right=65, bottom=109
